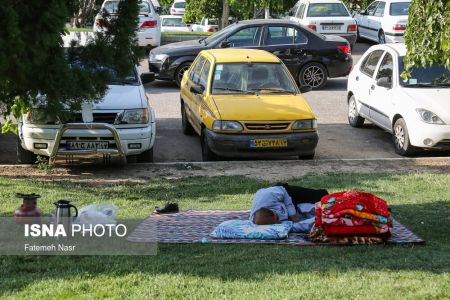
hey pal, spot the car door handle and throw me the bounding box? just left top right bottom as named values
left=292, top=48, right=304, bottom=55
left=355, top=76, right=359, bottom=81
left=370, top=84, right=375, bottom=90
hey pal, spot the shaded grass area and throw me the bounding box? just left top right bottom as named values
left=0, top=173, right=449, bottom=299
left=66, top=27, right=93, bottom=32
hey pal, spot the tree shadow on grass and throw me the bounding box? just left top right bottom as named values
left=0, top=173, right=449, bottom=295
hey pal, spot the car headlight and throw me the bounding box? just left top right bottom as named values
left=212, top=120, right=243, bottom=131
left=115, top=109, right=149, bottom=125
left=292, top=119, right=317, bottom=130
left=416, top=109, right=445, bottom=125
left=25, top=109, right=59, bottom=125
left=150, top=53, right=168, bottom=63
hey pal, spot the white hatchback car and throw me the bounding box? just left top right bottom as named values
left=18, top=66, right=157, bottom=164
left=288, top=0, right=357, bottom=46
left=354, top=0, right=410, bottom=44
left=160, top=15, right=190, bottom=32
left=170, top=0, right=185, bottom=15
left=94, top=0, right=161, bottom=47
left=347, top=43, right=450, bottom=155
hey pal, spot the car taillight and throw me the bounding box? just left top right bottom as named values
left=171, top=8, right=176, bottom=12
left=140, top=20, right=157, bottom=29
left=207, top=27, right=214, bottom=32
left=393, top=24, right=406, bottom=31
left=307, top=24, right=317, bottom=31
left=347, top=24, right=357, bottom=32
left=337, top=45, right=351, bottom=54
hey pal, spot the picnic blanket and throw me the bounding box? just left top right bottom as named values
left=127, top=210, right=424, bottom=246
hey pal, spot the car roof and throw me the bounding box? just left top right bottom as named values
left=298, top=0, right=345, bottom=4
left=385, top=43, right=406, bottom=56
left=204, top=49, right=280, bottom=63
left=237, top=19, right=303, bottom=26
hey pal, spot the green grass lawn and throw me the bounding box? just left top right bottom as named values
left=0, top=173, right=449, bottom=299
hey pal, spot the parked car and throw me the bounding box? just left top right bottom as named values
left=94, top=0, right=161, bottom=47
left=347, top=43, right=450, bottom=155
left=170, top=0, right=185, bottom=15
left=149, top=19, right=352, bottom=89
left=354, top=0, right=410, bottom=44
left=191, top=17, right=235, bottom=33
left=287, top=0, right=357, bottom=46
left=160, top=15, right=190, bottom=32
left=180, top=49, right=318, bottom=160
left=17, top=65, right=157, bottom=164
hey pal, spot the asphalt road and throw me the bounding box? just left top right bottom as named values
left=1, top=41, right=447, bottom=164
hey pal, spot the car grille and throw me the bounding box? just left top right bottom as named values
left=70, top=113, right=118, bottom=124
left=244, top=122, right=291, bottom=131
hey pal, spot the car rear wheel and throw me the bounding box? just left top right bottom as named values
left=181, top=102, right=195, bottom=135
left=17, top=138, right=37, bottom=164
left=348, top=95, right=365, bottom=128
left=299, top=63, right=328, bottom=90
left=201, top=129, right=217, bottom=161
left=378, top=30, right=386, bottom=44
left=175, top=62, right=191, bottom=87
left=393, top=118, right=415, bottom=156
left=137, top=147, right=154, bottom=163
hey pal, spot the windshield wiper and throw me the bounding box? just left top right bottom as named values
left=251, top=88, right=297, bottom=94
left=110, top=80, right=136, bottom=85
left=213, top=87, right=254, bottom=94
left=403, top=83, right=435, bottom=88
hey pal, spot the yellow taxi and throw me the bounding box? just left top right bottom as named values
left=180, top=49, right=318, bottom=161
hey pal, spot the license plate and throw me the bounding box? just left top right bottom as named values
left=250, top=139, right=288, bottom=148
left=322, top=25, right=341, bottom=31
left=67, top=141, right=109, bottom=150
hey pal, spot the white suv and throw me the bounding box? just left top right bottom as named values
left=288, top=0, right=357, bottom=46
left=94, top=0, right=161, bottom=47
left=17, top=66, right=157, bottom=164
left=354, top=0, right=410, bottom=44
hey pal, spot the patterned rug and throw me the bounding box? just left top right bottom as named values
left=127, top=210, right=425, bottom=245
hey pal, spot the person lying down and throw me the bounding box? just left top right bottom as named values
left=250, top=183, right=328, bottom=233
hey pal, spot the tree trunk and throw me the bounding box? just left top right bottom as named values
left=221, top=0, right=230, bottom=29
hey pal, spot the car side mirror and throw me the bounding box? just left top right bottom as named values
left=220, top=41, right=232, bottom=48
left=377, top=76, right=392, bottom=89
left=360, top=9, right=367, bottom=15
left=190, top=84, right=205, bottom=94
left=299, top=85, right=312, bottom=93
left=140, top=72, right=155, bottom=84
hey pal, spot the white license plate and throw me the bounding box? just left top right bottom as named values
left=67, top=141, right=109, bottom=150
left=322, top=25, right=341, bottom=31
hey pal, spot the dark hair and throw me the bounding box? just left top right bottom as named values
left=254, top=207, right=275, bottom=219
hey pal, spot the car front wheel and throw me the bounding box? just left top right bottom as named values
left=201, top=129, right=217, bottom=161
left=393, top=118, right=415, bottom=156
left=175, top=62, right=191, bottom=87
left=348, top=95, right=365, bottom=128
left=17, top=138, right=37, bottom=164
left=299, top=63, right=328, bottom=90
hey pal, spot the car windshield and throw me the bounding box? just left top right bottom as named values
left=104, top=1, right=151, bottom=14
left=70, top=63, right=138, bottom=85
left=399, top=57, right=450, bottom=88
left=390, top=2, right=410, bottom=16
left=211, top=63, right=298, bottom=95
left=162, top=17, right=185, bottom=26
left=203, top=24, right=237, bottom=45
left=307, top=3, right=350, bottom=17
left=174, top=1, right=185, bottom=8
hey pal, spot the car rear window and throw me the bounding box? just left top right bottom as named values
left=103, top=1, right=152, bottom=14
left=174, top=1, right=185, bottom=8
left=307, top=3, right=350, bottom=17
left=390, top=2, right=410, bottom=16
left=162, top=17, right=185, bottom=26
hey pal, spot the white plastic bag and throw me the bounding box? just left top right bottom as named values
left=75, top=202, right=118, bottom=225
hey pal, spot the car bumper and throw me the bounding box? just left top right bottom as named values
left=138, top=29, right=161, bottom=47
left=408, top=123, right=450, bottom=149
left=384, top=33, right=404, bottom=43
left=204, top=129, right=318, bottom=158
left=148, top=60, right=175, bottom=81
left=20, top=123, right=156, bottom=159
left=327, top=54, right=353, bottom=78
